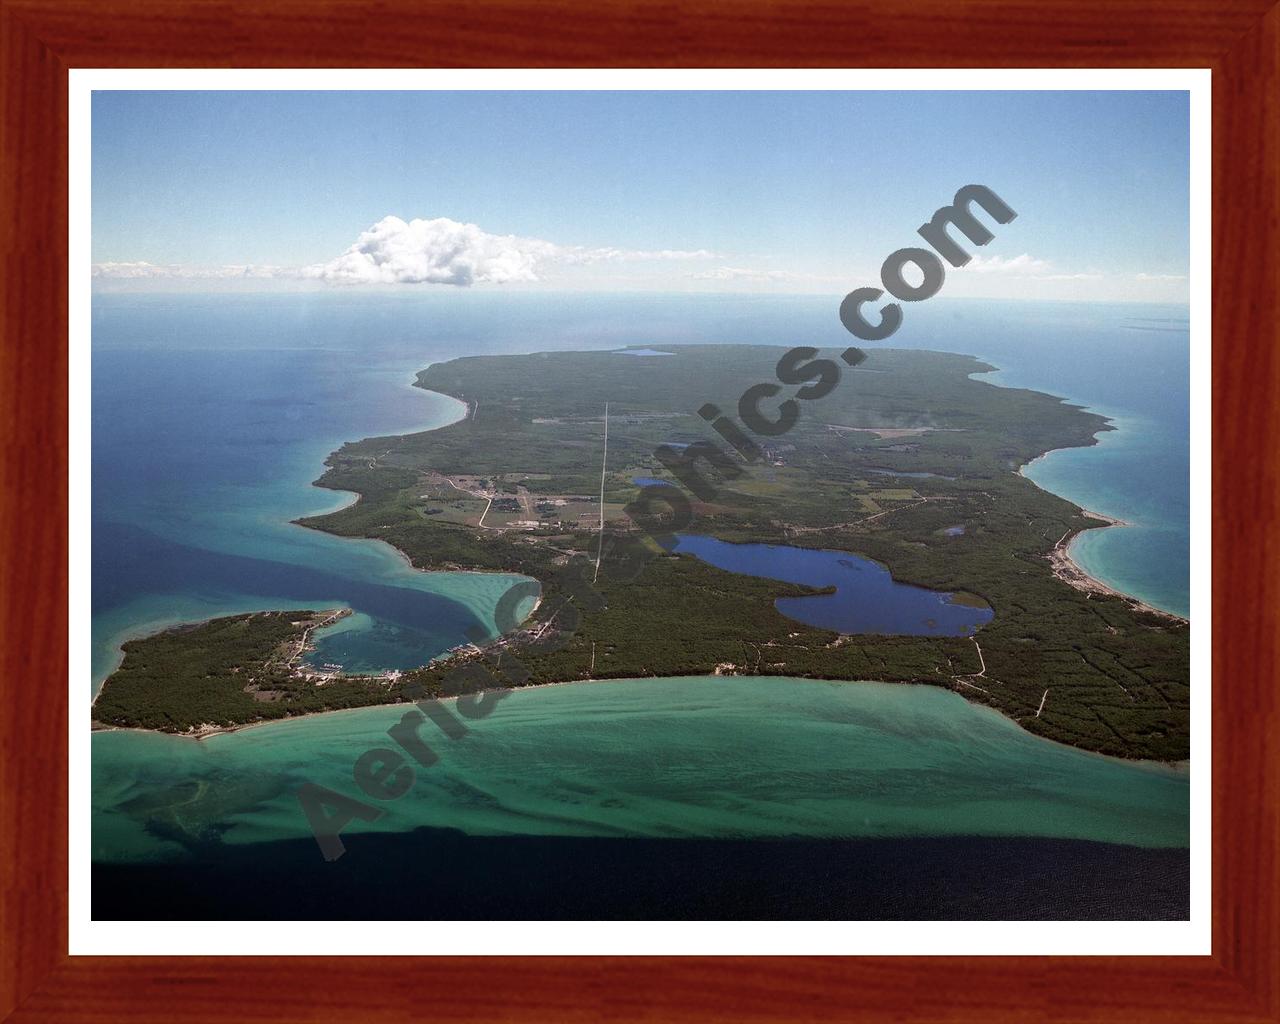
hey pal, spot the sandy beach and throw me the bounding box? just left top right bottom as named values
left=1019, top=447, right=1187, bottom=625
left=1047, top=513, right=1187, bottom=623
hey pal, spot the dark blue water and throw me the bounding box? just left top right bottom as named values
left=93, top=292, right=1187, bottom=687
left=895, top=302, right=1190, bottom=617
left=671, top=534, right=993, bottom=636
left=90, top=293, right=1189, bottom=916
left=92, top=832, right=1189, bottom=921
left=91, top=299, right=537, bottom=684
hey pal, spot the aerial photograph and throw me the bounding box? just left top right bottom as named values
left=89, top=88, right=1192, bottom=921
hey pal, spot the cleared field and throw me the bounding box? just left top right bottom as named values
left=98, top=345, right=1190, bottom=761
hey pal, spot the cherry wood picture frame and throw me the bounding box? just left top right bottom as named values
left=2, top=1, right=1276, bottom=1020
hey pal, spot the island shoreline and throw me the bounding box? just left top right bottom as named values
left=1018, top=448, right=1187, bottom=624
left=93, top=346, right=1190, bottom=762
left=90, top=672, right=1190, bottom=774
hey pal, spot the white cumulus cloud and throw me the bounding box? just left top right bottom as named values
left=301, top=216, right=719, bottom=286
left=95, top=217, right=722, bottom=286
left=302, top=216, right=559, bottom=286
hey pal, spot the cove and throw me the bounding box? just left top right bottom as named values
left=91, top=333, right=536, bottom=687
left=670, top=534, right=992, bottom=636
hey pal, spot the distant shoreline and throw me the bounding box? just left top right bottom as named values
left=93, top=344, right=1189, bottom=762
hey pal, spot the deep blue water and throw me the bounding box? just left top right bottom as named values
left=92, top=833, right=1189, bottom=921
left=894, top=302, right=1190, bottom=617
left=672, top=534, right=993, bottom=636
left=90, top=293, right=1190, bottom=912
left=91, top=299, right=540, bottom=684
left=93, top=292, right=1189, bottom=686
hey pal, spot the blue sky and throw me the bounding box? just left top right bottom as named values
left=92, top=90, right=1190, bottom=301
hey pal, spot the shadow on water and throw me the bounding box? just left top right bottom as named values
left=91, top=828, right=1190, bottom=921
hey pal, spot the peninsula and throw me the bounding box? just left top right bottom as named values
left=92, top=345, right=1190, bottom=760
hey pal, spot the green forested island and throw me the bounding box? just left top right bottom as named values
left=92, top=345, right=1189, bottom=760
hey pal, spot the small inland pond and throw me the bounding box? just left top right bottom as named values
left=670, top=534, right=992, bottom=637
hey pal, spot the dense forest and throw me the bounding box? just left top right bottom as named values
left=92, top=612, right=405, bottom=732
left=94, top=345, right=1190, bottom=760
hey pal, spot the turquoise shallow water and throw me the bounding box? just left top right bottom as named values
left=91, top=293, right=1190, bottom=866
left=92, top=676, right=1188, bottom=864
left=92, top=311, right=537, bottom=686
left=1018, top=416, right=1189, bottom=617
left=895, top=303, right=1191, bottom=618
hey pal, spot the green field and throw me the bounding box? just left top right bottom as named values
left=93, top=345, right=1189, bottom=760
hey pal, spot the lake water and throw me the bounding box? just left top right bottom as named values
left=91, top=293, right=1190, bottom=914
left=93, top=676, right=1187, bottom=864
left=670, top=534, right=992, bottom=636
